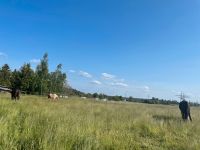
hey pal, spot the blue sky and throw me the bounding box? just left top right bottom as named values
left=0, top=0, right=200, bottom=101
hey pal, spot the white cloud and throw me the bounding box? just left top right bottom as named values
left=79, top=71, right=92, bottom=78
left=0, top=52, right=7, bottom=58
left=102, top=73, right=116, bottom=80
left=30, top=59, right=40, bottom=64
left=90, top=80, right=102, bottom=85
left=143, top=86, right=150, bottom=92
left=102, top=73, right=125, bottom=82
left=102, top=73, right=128, bottom=87
left=110, top=82, right=128, bottom=87
left=69, top=70, right=76, bottom=73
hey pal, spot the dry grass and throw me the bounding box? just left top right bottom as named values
left=0, top=93, right=200, bottom=150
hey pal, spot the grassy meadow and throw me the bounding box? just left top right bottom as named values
left=0, top=93, right=200, bottom=150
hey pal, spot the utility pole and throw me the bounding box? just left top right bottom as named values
left=176, top=92, right=189, bottom=102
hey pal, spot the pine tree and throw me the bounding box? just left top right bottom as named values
left=20, top=63, right=35, bottom=94
left=11, top=69, right=21, bottom=89
left=0, top=64, right=12, bottom=87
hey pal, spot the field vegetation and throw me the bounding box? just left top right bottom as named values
left=0, top=93, right=200, bottom=150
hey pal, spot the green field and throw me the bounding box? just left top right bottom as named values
left=0, top=94, right=200, bottom=150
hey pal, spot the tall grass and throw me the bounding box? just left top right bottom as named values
left=0, top=93, right=200, bottom=150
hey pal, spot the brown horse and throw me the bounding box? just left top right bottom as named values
left=11, top=88, right=20, bottom=100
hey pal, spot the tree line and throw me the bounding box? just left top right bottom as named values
left=0, top=53, right=199, bottom=106
left=0, top=53, right=67, bottom=95
left=79, top=93, right=200, bottom=106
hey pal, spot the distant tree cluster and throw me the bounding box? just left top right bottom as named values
left=127, top=96, right=179, bottom=105
left=0, top=53, right=67, bottom=95
left=87, top=93, right=200, bottom=106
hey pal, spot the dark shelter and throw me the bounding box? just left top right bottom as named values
left=179, top=100, right=192, bottom=121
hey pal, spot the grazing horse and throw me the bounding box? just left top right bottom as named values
left=11, top=88, right=20, bottom=100
left=179, top=100, right=192, bottom=121
left=48, top=93, right=59, bottom=100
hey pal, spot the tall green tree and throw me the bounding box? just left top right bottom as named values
left=36, top=53, right=49, bottom=95
left=11, top=69, right=21, bottom=89
left=0, top=64, right=12, bottom=87
left=49, top=64, right=67, bottom=94
left=20, top=63, right=35, bottom=94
